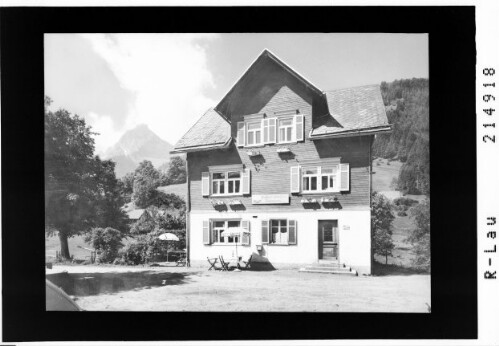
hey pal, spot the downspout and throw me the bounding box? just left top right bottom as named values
left=369, top=135, right=374, bottom=271
left=186, top=152, right=191, bottom=267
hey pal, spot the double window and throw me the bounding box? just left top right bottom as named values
left=212, top=171, right=241, bottom=195
left=270, top=220, right=288, bottom=245
left=212, top=220, right=241, bottom=244
left=302, top=166, right=339, bottom=193
left=290, top=163, right=349, bottom=194
left=202, top=167, right=250, bottom=197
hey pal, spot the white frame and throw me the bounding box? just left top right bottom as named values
left=211, top=171, right=243, bottom=196
left=212, top=219, right=242, bottom=245
left=278, top=116, right=295, bottom=143
left=246, top=120, right=263, bottom=147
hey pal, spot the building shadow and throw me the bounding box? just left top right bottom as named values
left=230, top=204, right=246, bottom=211
left=322, top=201, right=343, bottom=210
left=247, top=252, right=276, bottom=271
left=46, top=270, right=198, bottom=296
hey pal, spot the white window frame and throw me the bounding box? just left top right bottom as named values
left=278, top=116, right=295, bottom=143
left=212, top=220, right=242, bottom=245
left=211, top=170, right=242, bottom=196
left=246, top=120, right=263, bottom=147
left=270, top=219, right=289, bottom=245
left=301, top=165, right=341, bottom=194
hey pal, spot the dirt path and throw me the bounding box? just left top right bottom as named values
left=48, top=265, right=430, bottom=312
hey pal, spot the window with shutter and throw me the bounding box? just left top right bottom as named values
left=288, top=220, right=297, bottom=245
left=203, top=220, right=211, bottom=245
left=290, top=166, right=300, bottom=193
left=242, top=168, right=251, bottom=195
left=201, top=172, right=210, bottom=196
left=237, top=122, right=245, bottom=147
left=261, top=220, right=269, bottom=244
left=295, top=114, right=304, bottom=141
left=340, top=163, right=350, bottom=191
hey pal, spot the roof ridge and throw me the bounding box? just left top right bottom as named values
left=325, top=84, right=380, bottom=93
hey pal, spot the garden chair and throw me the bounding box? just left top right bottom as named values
left=207, top=257, right=222, bottom=271
left=241, top=255, right=253, bottom=270
left=218, top=255, right=230, bottom=271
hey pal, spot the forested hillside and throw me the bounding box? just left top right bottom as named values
left=373, top=78, right=429, bottom=195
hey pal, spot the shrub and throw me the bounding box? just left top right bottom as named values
left=386, top=161, right=391, bottom=166
left=118, top=230, right=169, bottom=265
left=376, top=162, right=381, bottom=166
left=393, top=197, right=419, bottom=207
left=397, top=211, right=408, bottom=217
left=408, top=199, right=431, bottom=271
left=84, top=227, right=124, bottom=263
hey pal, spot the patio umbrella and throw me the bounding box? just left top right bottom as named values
left=220, top=227, right=249, bottom=259
left=158, top=232, right=180, bottom=262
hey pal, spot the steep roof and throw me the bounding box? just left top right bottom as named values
left=310, top=84, right=391, bottom=139
left=172, top=108, right=231, bottom=153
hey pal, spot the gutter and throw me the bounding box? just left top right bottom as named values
left=309, top=125, right=392, bottom=140
left=170, top=137, right=233, bottom=154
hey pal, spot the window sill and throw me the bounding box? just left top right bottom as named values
left=210, top=194, right=244, bottom=197
left=210, top=243, right=244, bottom=246
left=266, top=244, right=296, bottom=246
left=301, top=191, right=340, bottom=195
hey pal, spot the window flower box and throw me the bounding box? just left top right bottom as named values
left=301, top=198, right=317, bottom=204
left=276, top=147, right=291, bottom=154
left=210, top=199, right=225, bottom=206
left=229, top=199, right=242, bottom=205
left=247, top=150, right=260, bottom=157
left=321, top=197, right=335, bottom=203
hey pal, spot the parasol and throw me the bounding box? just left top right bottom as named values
left=158, top=232, right=180, bottom=262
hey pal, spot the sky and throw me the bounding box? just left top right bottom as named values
left=44, top=33, right=428, bottom=155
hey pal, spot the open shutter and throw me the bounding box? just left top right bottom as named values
left=202, top=172, right=210, bottom=196
left=237, top=121, right=246, bottom=147
left=288, top=220, right=297, bottom=245
left=241, top=220, right=250, bottom=245
left=242, top=168, right=251, bottom=195
left=295, top=114, right=304, bottom=142
left=340, top=163, right=350, bottom=191
left=290, top=166, right=300, bottom=193
left=268, top=118, right=277, bottom=143
left=203, top=220, right=211, bottom=245
left=261, top=220, right=269, bottom=244
left=263, top=119, right=269, bottom=143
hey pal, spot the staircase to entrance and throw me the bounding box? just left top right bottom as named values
left=299, top=260, right=358, bottom=276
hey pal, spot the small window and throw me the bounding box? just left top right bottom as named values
left=247, top=121, right=262, bottom=146
left=278, top=117, right=294, bottom=143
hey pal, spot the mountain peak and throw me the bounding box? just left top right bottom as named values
left=103, top=125, right=173, bottom=177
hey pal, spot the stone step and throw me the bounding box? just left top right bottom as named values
left=314, top=263, right=346, bottom=268
left=299, top=268, right=358, bottom=276
left=304, top=266, right=352, bottom=271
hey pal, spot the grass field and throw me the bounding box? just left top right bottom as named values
left=372, top=158, right=428, bottom=266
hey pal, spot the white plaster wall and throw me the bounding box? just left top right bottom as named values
left=189, top=209, right=371, bottom=273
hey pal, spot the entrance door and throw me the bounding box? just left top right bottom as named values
left=318, top=220, right=338, bottom=260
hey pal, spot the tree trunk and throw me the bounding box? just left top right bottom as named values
left=385, top=253, right=388, bottom=265
left=59, top=231, right=71, bottom=260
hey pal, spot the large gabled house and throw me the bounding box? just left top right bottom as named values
left=171, top=49, right=390, bottom=274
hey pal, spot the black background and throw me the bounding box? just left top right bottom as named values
left=1, top=6, right=476, bottom=342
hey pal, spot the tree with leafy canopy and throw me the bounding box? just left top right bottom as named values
left=45, top=97, right=128, bottom=259
left=371, top=192, right=395, bottom=264
left=407, top=198, right=430, bottom=271
left=132, top=160, right=160, bottom=208
left=165, top=156, right=186, bottom=185
left=119, top=171, right=135, bottom=203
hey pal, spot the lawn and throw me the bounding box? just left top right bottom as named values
left=372, top=158, right=428, bottom=267
left=47, top=265, right=430, bottom=312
